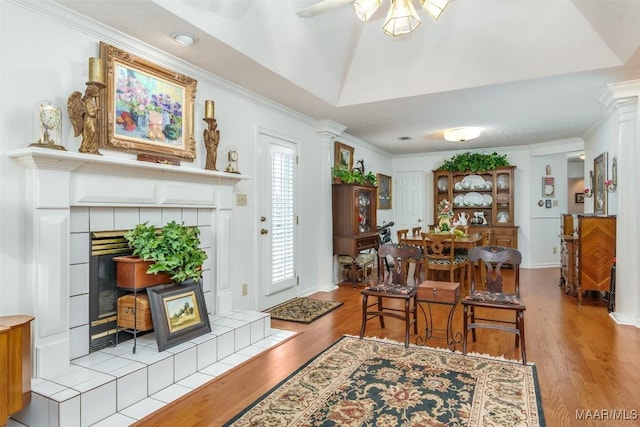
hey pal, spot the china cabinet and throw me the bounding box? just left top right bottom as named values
left=432, top=166, right=518, bottom=248
left=332, top=183, right=379, bottom=256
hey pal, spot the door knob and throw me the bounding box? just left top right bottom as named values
left=260, top=229, right=268, bottom=235
left=260, top=216, right=266, bottom=222
left=418, top=219, right=422, bottom=222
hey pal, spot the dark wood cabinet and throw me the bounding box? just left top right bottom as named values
left=332, top=183, right=378, bottom=257
left=432, top=166, right=518, bottom=248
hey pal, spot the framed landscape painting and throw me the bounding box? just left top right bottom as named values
left=377, top=173, right=392, bottom=209
left=147, top=282, right=211, bottom=351
left=99, top=42, right=197, bottom=160
left=334, top=142, right=354, bottom=170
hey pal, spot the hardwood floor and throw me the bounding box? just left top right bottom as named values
left=133, top=267, right=640, bottom=426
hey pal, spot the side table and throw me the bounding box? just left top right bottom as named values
left=416, top=281, right=461, bottom=350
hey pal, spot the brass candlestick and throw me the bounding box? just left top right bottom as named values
left=203, top=117, right=220, bottom=171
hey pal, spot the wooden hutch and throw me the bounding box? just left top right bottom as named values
left=432, top=166, right=518, bottom=248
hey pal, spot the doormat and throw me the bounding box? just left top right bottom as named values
left=224, top=335, right=545, bottom=426
left=266, top=297, right=343, bottom=323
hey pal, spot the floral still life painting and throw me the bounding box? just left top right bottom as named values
left=100, top=42, right=197, bottom=160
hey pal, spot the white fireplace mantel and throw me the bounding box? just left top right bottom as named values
left=8, top=147, right=250, bottom=378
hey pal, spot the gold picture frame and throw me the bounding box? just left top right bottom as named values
left=334, top=141, right=354, bottom=170
left=377, top=173, right=392, bottom=209
left=99, top=42, right=197, bottom=160
left=593, top=152, right=608, bottom=215
left=147, top=282, right=210, bottom=351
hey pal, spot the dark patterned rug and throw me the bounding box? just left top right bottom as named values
left=266, top=297, right=343, bottom=323
left=224, top=336, right=545, bottom=426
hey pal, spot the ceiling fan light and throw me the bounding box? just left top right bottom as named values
left=444, top=127, right=481, bottom=142
left=383, top=0, right=421, bottom=37
left=421, top=0, right=449, bottom=20
left=353, top=0, right=382, bottom=22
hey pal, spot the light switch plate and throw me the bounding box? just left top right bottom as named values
left=236, top=193, right=247, bottom=206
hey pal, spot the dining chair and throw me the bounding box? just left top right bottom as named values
left=396, top=228, right=420, bottom=281
left=420, top=232, right=469, bottom=289
left=396, top=229, right=409, bottom=243
left=359, top=243, right=422, bottom=347
left=462, top=245, right=526, bottom=364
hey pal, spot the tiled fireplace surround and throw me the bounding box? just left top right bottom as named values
left=8, top=148, right=288, bottom=426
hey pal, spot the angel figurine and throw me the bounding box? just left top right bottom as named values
left=203, top=118, right=220, bottom=171
left=68, top=84, right=102, bottom=155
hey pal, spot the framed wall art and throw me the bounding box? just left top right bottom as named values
left=377, top=173, right=392, bottom=209
left=147, top=282, right=211, bottom=351
left=334, top=141, right=354, bottom=170
left=542, top=176, right=555, bottom=197
left=593, top=152, right=608, bottom=214
left=575, top=192, right=584, bottom=204
left=99, top=42, right=197, bottom=160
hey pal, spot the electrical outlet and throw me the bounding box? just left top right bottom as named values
left=236, top=193, right=247, bottom=206
left=553, top=246, right=557, bottom=254
left=241, top=283, right=248, bottom=296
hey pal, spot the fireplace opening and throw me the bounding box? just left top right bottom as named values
left=89, top=230, right=135, bottom=351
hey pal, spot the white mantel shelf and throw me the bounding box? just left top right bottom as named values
left=8, top=147, right=252, bottom=183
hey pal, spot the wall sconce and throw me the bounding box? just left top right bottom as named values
left=606, top=157, right=617, bottom=192
left=584, top=170, right=593, bottom=197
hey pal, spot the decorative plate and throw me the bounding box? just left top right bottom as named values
left=437, top=177, right=449, bottom=192
left=463, top=192, right=483, bottom=206
left=482, top=194, right=493, bottom=206
left=454, top=194, right=465, bottom=206
left=461, top=175, right=485, bottom=189
left=495, top=193, right=510, bottom=204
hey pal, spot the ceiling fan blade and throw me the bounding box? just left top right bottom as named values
left=296, top=0, right=354, bottom=18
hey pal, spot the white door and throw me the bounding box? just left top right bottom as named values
left=394, top=171, right=425, bottom=236
left=257, top=131, right=298, bottom=310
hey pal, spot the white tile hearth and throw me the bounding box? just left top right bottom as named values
left=10, top=312, right=296, bottom=427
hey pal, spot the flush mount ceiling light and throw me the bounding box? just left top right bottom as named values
left=354, top=0, right=450, bottom=37
left=171, top=32, right=197, bottom=47
left=443, top=127, right=481, bottom=142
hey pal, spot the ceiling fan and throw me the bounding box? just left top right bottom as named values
left=296, top=0, right=450, bottom=37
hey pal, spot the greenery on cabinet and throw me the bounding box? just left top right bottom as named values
left=438, top=152, right=510, bottom=172
left=332, top=165, right=377, bottom=186
left=124, top=221, right=207, bottom=283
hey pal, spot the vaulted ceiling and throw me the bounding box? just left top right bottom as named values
left=56, top=0, right=640, bottom=154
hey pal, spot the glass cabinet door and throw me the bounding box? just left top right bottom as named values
left=358, top=189, right=373, bottom=233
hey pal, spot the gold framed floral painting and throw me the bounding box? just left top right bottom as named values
left=99, top=42, right=197, bottom=160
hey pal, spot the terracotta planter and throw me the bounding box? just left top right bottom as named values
left=113, top=255, right=172, bottom=289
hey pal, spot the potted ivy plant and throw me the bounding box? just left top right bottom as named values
left=115, top=221, right=208, bottom=287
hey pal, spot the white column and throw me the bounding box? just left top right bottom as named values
left=315, top=120, right=347, bottom=291
left=215, top=186, right=234, bottom=313
left=600, top=81, right=640, bottom=327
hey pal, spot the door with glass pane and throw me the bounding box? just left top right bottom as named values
left=257, top=131, right=298, bottom=310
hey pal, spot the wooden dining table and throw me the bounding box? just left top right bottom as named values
left=402, top=231, right=484, bottom=249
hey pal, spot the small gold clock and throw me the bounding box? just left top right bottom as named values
left=225, top=148, right=240, bottom=173
left=31, top=102, right=66, bottom=150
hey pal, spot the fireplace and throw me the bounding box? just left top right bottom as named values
left=9, top=147, right=247, bottom=378
left=89, top=231, right=133, bottom=351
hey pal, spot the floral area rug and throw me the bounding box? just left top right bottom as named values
left=224, top=336, right=545, bottom=426
left=266, top=297, right=343, bottom=324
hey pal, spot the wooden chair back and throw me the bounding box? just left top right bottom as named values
left=377, top=243, right=422, bottom=286
left=411, top=226, right=421, bottom=236
left=468, top=245, right=522, bottom=294
left=420, top=233, right=467, bottom=284
left=396, top=229, right=409, bottom=244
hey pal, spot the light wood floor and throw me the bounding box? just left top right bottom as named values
left=134, top=267, right=640, bottom=426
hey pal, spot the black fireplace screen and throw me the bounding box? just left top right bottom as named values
left=89, top=231, right=131, bottom=351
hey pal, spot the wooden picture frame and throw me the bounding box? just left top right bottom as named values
left=334, top=141, right=354, bottom=170
left=377, top=173, right=392, bottom=209
left=147, top=282, right=211, bottom=351
left=575, top=192, right=584, bottom=204
left=594, top=152, right=608, bottom=214
left=100, top=42, right=197, bottom=161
